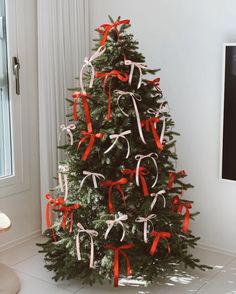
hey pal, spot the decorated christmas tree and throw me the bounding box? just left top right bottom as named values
left=38, top=16, right=210, bottom=287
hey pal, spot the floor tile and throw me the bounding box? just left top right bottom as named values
left=196, top=257, right=236, bottom=294
left=12, top=253, right=83, bottom=292
left=0, top=235, right=45, bottom=266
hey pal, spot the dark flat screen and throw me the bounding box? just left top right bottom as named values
left=222, top=46, right=236, bottom=180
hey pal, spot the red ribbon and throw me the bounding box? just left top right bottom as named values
left=101, top=178, right=128, bottom=214
left=77, top=131, right=104, bottom=161
left=145, top=77, right=161, bottom=90
left=96, top=19, right=130, bottom=46
left=72, top=91, right=92, bottom=132
left=168, top=170, right=186, bottom=189
left=172, top=195, right=192, bottom=233
left=121, top=167, right=149, bottom=197
left=58, top=204, right=80, bottom=233
left=96, top=70, right=128, bottom=120
left=105, top=243, right=134, bottom=287
left=141, top=117, right=163, bottom=150
left=149, top=231, right=171, bottom=256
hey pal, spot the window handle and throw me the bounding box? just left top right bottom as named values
left=12, top=57, right=20, bottom=95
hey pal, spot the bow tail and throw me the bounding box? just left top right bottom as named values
left=183, top=209, right=190, bottom=233
left=140, top=175, right=149, bottom=197
left=150, top=235, right=160, bottom=256
left=150, top=122, right=163, bottom=150
left=113, top=250, right=119, bottom=287
left=82, top=97, right=92, bottom=133
left=82, top=135, right=95, bottom=161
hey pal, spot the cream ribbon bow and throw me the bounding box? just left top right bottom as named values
left=115, top=90, right=146, bottom=144
left=79, top=171, right=105, bottom=191
left=124, top=59, right=147, bottom=89
left=135, top=214, right=156, bottom=243
left=135, top=153, right=159, bottom=188
left=60, top=124, right=76, bottom=145
left=80, top=46, right=106, bottom=93
left=150, top=190, right=166, bottom=211
left=105, top=212, right=128, bottom=242
left=76, top=223, right=98, bottom=268
left=58, top=164, right=69, bottom=200
left=104, top=130, right=131, bottom=159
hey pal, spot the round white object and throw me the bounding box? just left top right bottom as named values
left=0, top=212, right=11, bottom=232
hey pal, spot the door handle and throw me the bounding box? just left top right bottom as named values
left=12, top=56, right=20, bottom=95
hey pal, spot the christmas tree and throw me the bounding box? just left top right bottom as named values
left=38, top=16, right=210, bottom=287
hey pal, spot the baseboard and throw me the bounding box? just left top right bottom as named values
left=0, top=230, right=42, bottom=253
left=197, top=242, right=236, bottom=257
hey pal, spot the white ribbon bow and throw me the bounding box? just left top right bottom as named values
left=80, top=46, right=106, bottom=93
left=104, top=130, right=131, bottom=159
left=150, top=190, right=166, bottom=211
left=105, top=212, right=128, bottom=242
left=124, top=59, right=147, bottom=89
left=60, top=124, right=76, bottom=145
left=135, top=153, right=158, bottom=188
left=79, top=171, right=105, bottom=191
left=115, top=90, right=146, bottom=144
left=147, top=103, right=167, bottom=143
left=135, top=214, right=156, bottom=243
left=76, top=223, right=98, bottom=268
left=58, top=164, right=69, bottom=200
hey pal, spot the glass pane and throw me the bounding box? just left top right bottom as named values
left=0, top=0, right=12, bottom=178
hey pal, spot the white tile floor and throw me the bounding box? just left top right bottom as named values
left=0, top=235, right=235, bottom=294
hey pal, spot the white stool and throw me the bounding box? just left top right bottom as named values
left=0, top=212, right=21, bottom=294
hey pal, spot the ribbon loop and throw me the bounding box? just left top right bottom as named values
left=58, top=164, right=69, bottom=201
left=78, top=131, right=104, bottom=161
left=135, top=214, right=156, bottom=243
left=105, top=212, right=128, bottom=241
left=72, top=91, right=93, bottom=132
left=79, top=171, right=105, bottom=191
left=168, top=170, right=186, bottom=190
left=145, top=77, right=162, bottom=91
left=149, top=231, right=171, bottom=256
left=104, top=130, right=131, bottom=159
left=80, top=46, right=106, bottom=93
left=124, top=59, right=147, bottom=89
left=96, top=70, right=129, bottom=120
left=96, top=19, right=130, bottom=46
left=101, top=178, right=128, bottom=214
left=76, top=223, right=98, bottom=268
left=105, top=243, right=134, bottom=287
left=150, top=190, right=166, bottom=211
left=58, top=204, right=80, bottom=233
left=60, top=124, right=76, bottom=145
left=115, top=90, right=146, bottom=144
left=135, top=153, right=159, bottom=188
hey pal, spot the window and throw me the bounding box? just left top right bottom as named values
left=0, top=0, right=12, bottom=178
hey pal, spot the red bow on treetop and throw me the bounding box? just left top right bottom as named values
left=96, top=19, right=130, bottom=46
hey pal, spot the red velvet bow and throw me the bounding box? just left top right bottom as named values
left=101, top=178, right=128, bottom=214
left=121, top=167, right=149, bottom=197
left=141, top=117, right=163, bottom=150
left=96, top=19, right=130, bottom=46
left=58, top=204, right=80, bottom=233
left=168, top=170, right=186, bottom=190
left=172, top=195, right=192, bottom=233
left=72, top=91, right=93, bottom=132
left=105, top=243, right=134, bottom=287
left=149, top=231, right=171, bottom=256
left=77, top=131, right=104, bottom=161
left=96, top=70, right=128, bottom=120
left=145, top=77, right=161, bottom=91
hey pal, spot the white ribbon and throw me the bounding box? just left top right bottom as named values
left=150, top=190, right=166, bottom=211
left=105, top=212, right=128, bottom=242
left=80, top=46, right=106, bottom=93
left=60, top=124, right=76, bottom=145
left=147, top=103, right=166, bottom=143
left=135, top=153, right=158, bottom=188
left=135, top=214, right=156, bottom=243
left=58, top=164, right=69, bottom=200
left=115, top=90, right=146, bottom=144
left=124, top=59, right=147, bottom=89
left=104, top=130, right=131, bottom=159
left=76, top=223, right=98, bottom=268
left=79, top=171, right=105, bottom=191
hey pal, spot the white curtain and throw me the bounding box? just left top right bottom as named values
left=38, top=0, right=90, bottom=230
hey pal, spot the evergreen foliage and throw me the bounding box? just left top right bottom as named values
left=37, top=16, right=211, bottom=287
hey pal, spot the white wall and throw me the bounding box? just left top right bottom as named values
left=89, top=0, right=236, bottom=254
